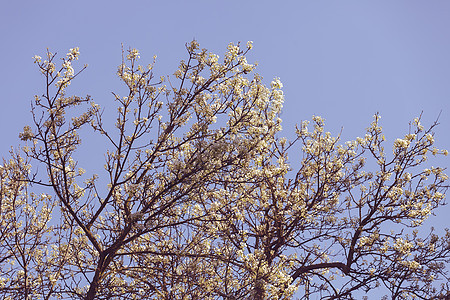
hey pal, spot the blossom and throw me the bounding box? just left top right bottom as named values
left=271, top=77, right=283, bottom=89
left=33, top=55, right=42, bottom=63
left=393, top=238, right=413, bottom=255
left=19, top=125, right=34, bottom=141
left=394, top=138, right=410, bottom=149
left=127, top=48, right=140, bottom=60
left=67, top=47, right=80, bottom=60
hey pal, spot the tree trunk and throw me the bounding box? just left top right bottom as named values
left=85, top=255, right=106, bottom=300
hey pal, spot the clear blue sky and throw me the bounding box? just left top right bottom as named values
left=1, top=0, right=449, bottom=296
left=2, top=1, right=449, bottom=150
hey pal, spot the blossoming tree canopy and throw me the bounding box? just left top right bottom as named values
left=0, top=41, right=448, bottom=299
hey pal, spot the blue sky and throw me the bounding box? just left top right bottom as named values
left=1, top=0, right=449, bottom=296
left=2, top=1, right=449, bottom=149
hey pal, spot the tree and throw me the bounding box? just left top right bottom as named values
left=0, top=40, right=449, bottom=300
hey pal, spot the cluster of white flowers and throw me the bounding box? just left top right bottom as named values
left=393, top=238, right=413, bottom=256
left=393, top=138, right=410, bottom=149
left=358, top=231, right=380, bottom=249
left=66, top=47, right=80, bottom=60
left=19, top=125, right=34, bottom=141
left=399, top=260, right=421, bottom=270
left=126, top=48, right=140, bottom=60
